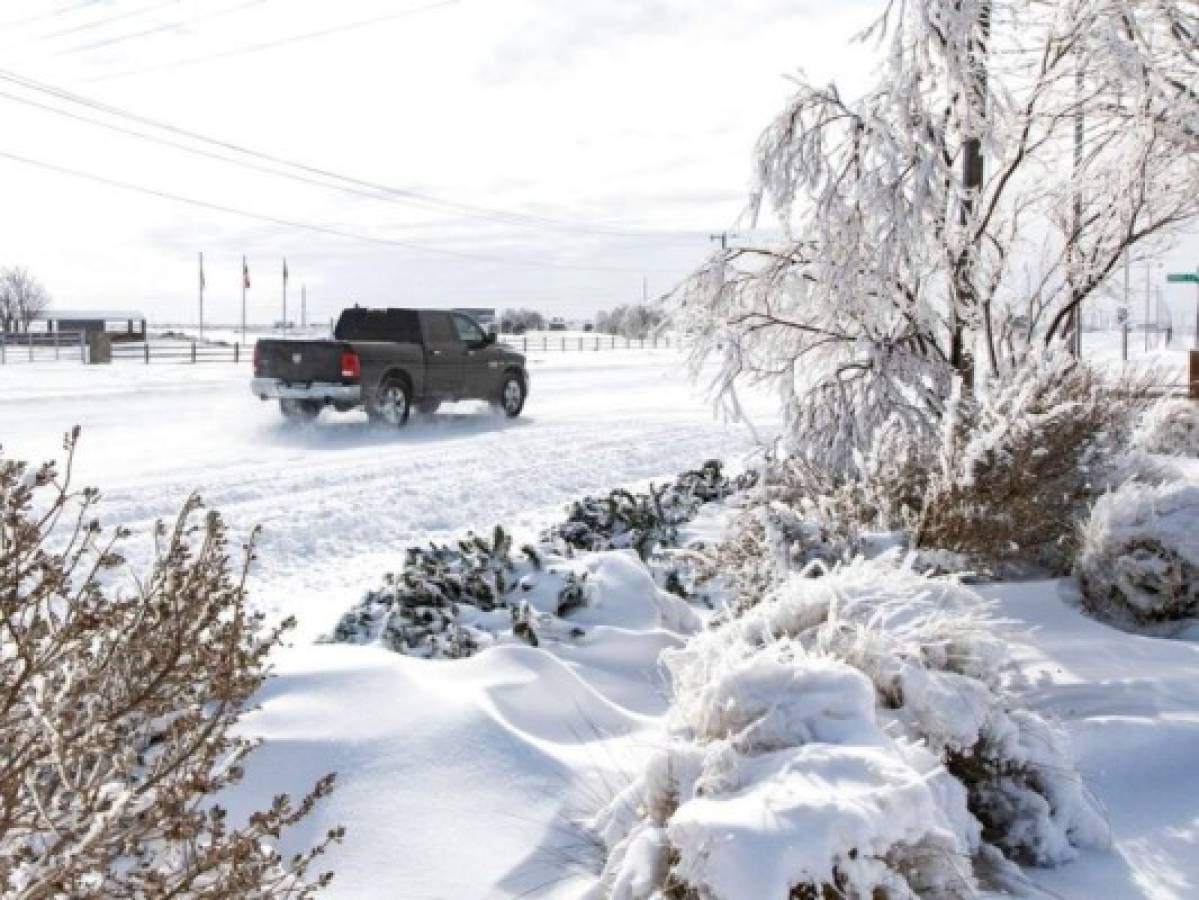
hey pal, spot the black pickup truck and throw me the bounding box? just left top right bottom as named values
left=251, top=307, right=528, bottom=426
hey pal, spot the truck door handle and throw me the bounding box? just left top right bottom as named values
left=431, top=349, right=442, bottom=356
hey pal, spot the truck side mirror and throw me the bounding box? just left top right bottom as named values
left=483, top=331, right=497, bottom=346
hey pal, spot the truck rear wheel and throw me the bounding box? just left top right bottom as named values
left=279, top=399, right=321, bottom=422
left=496, top=374, right=525, bottom=418
left=370, top=377, right=411, bottom=427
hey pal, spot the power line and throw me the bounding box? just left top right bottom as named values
left=58, top=0, right=266, bottom=56
left=0, top=147, right=677, bottom=275
left=0, top=1, right=104, bottom=31
left=0, top=67, right=703, bottom=239
left=86, top=0, right=461, bottom=82
left=42, top=1, right=184, bottom=41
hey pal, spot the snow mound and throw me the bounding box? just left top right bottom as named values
left=592, top=556, right=1106, bottom=898
left=1078, top=480, right=1199, bottom=624
left=1132, top=397, right=1199, bottom=456
left=594, top=651, right=977, bottom=900
left=326, top=542, right=697, bottom=658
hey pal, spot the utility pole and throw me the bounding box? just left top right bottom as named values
left=641, top=276, right=648, bottom=305
left=1144, top=262, right=1152, bottom=353
left=1070, top=58, right=1084, bottom=358
left=301, top=284, right=307, bottom=329
left=1122, top=252, right=1130, bottom=363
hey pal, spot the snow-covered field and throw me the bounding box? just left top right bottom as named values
left=2, top=351, right=1197, bottom=899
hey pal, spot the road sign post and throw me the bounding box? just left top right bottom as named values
left=1167, top=271, right=1199, bottom=351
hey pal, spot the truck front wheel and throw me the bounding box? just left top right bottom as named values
left=370, top=377, right=411, bottom=427
left=496, top=374, right=526, bottom=418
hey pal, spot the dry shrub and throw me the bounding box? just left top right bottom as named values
left=1132, top=397, right=1199, bottom=457
left=915, top=352, right=1144, bottom=572
left=1, top=430, right=341, bottom=898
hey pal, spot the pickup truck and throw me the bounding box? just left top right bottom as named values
left=251, top=307, right=528, bottom=426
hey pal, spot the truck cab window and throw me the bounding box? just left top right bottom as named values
left=452, top=314, right=485, bottom=346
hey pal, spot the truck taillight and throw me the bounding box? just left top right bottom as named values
left=340, top=351, right=361, bottom=380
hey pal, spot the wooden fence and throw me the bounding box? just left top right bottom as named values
left=110, top=340, right=246, bottom=364
left=101, top=334, right=670, bottom=364
left=0, top=331, right=86, bottom=363
left=499, top=334, right=670, bottom=352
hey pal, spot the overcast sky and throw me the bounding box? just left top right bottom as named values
left=0, top=0, right=1194, bottom=327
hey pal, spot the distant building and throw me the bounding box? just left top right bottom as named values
left=33, top=309, right=147, bottom=341
left=453, top=307, right=497, bottom=326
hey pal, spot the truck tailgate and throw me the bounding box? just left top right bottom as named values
left=255, top=340, right=349, bottom=382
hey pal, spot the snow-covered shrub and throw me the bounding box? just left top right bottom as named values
left=916, top=351, right=1142, bottom=572
left=325, top=538, right=702, bottom=659
left=547, top=460, right=754, bottom=560
left=0, top=431, right=341, bottom=897
left=324, top=526, right=594, bottom=657
left=1077, top=480, right=1199, bottom=624
left=327, top=461, right=753, bottom=658
left=592, top=556, right=1106, bottom=898
left=1132, top=397, right=1199, bottom=457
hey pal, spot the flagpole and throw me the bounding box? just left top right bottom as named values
left=198, top=251, right=204, bottom=340
left=241, top=255, right=247, bottom=345
left=282, top=258, right=288, bottom=335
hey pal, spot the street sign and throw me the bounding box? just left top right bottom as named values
left=1167, top=272, right=1199, bottom=283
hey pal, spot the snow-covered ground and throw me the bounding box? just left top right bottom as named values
left=3, top=352, right=1197, bottom=898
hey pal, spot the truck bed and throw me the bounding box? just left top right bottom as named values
left=254, top=339, right=351, bottom=383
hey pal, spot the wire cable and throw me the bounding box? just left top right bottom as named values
left=58, top=1, right=267, bottom=56
left=0, top=67, right=703, bottom=239
left=0, top=147, right=680, bottom=274
left=86, top=0, right=460, bottom=82
left=42, top=1, right=184, bottom=41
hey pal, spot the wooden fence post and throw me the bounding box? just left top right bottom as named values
left=1190, top=350, right=1198, bottom=400
left=234, top=343, right=240, bottom=364
left=144, top=341, right=150, bottom=364
left=191, top=341, right=196, bottom=363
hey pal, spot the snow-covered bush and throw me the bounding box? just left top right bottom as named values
left=916, top=351, right=1141, bottom=572
left=325, top=526, right=591, bottom=657
left=546, top=460, right=754, bottom=561
left=1077, top=480, right=1199, bottom=624
left=591, top=556, right=1106, bottom=898
left=1132, top=398, right=1199, bottom=457
left=325, top=462, right=746, bottom=657
left=0, top=431, right=341, bottom=897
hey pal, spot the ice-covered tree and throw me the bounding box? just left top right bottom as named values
left=671, top=0, right=1198, bottom=471
left=0, top=267, right=50, bottom=332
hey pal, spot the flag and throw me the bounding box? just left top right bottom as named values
left=199, top=252, right=205, bottom=292
left=282, top=258, right=289, bottom=285
left=243, top=256, right=251, bottom=290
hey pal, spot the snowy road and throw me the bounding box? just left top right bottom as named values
left=1, top=350, right=772, bottom=639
